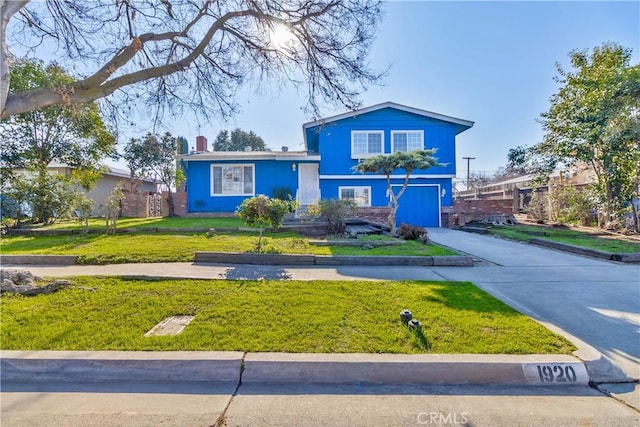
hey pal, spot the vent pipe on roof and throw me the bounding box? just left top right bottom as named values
left=281, top=146, right=289, bottom=152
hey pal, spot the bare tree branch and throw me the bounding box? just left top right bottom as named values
left=2, top=1, right=385, bottom=122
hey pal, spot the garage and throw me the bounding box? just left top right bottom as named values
left=395, top=185, right=441, bottom=227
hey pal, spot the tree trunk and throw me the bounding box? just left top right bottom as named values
left=1, top=1, right=30, bottom=116
left=1, top=279, right=70, bottom=295
left=389, top=203, right=400, bottom=236
left=632, top=202, right=640, bottom=233
left=0, top=268, right=70, bottom=295
left=167, top=191, right=176, bottom=217
left=258, top=227, right=264, bottom=253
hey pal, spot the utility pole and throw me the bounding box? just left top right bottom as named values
left=463, top=157, right=475, bottom=190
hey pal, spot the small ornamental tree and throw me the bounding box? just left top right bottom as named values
left=236, top=195, right=294, bottom=253
left=104, top=185, right=124, bottom=235
left=353, top=150, right=441, bottom=236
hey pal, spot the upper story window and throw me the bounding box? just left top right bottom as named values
left=211, top=164, right=254, bottom=196
left=351, top=131, right=384, bottom=159
left=392, top=130, right=424, bottom=152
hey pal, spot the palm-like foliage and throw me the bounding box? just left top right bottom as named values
left=353, top=149, right=441, bottom=235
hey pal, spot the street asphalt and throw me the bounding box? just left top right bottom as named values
left=3, top=381, right=639, bottom=427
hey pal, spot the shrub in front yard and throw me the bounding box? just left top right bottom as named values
left=398, top=223, right=428, bottom=243
left=318, top=198, right=357, bottom=235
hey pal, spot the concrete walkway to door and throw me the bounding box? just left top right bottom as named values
left=427, top=228, right=640, bottom=383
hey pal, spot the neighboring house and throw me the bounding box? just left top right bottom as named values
left=455, top=163, right=598, bottom=212
left=181, top=102, right=474, bottom=227
left=47, top=163, right=158, bottom=215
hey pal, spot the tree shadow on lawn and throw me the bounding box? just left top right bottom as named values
left=421, top=282, right=525, bottom=316
left=218, top=266, right=292, bottom=281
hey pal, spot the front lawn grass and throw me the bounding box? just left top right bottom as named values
left=488, top=225, right=640, bottom=253
left=0, top=277, right=574, bottom=354
left=0, top=232, right=457, bottom=264
left=18, top=216, right=245, bottom=230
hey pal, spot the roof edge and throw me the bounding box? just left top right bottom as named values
left=302, top=101, right=474, bottom=130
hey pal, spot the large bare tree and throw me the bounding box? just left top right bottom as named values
left=1, top=0, right=384, bottom=121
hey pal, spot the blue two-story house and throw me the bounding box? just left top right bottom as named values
left=180, top=102, right=473, bottom=227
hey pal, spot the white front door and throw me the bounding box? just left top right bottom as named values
left=298, top=163, right=320, bottom=205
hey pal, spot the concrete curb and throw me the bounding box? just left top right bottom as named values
left=572, top=346, right=636, bottom=383
left=0, top=253, right=473, bottom=267
left=0, top=255, right=78, bottom=265
left=1, top=351, right=589, bottom=386
left=529, top=238, right=640, bottom=263
left=0, top=351, right=243, bottom=383
left=313, top=255, right=434, bottom=266
left=194, top=252, right=474, bottom=267
left=242, top=353, right=589, bottom=386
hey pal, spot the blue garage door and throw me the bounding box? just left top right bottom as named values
left=396, top=186, right=440, bottom=227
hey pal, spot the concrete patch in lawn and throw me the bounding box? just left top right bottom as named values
left=144, top=315, right=195, bottom=337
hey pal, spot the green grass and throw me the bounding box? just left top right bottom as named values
left=488, top=225, right=640, bottom=253
left=18, top=216, right=245, bottom=230
left=0, top=277, right=574, bottom=354
left=0, top=232, right=457, bottom=264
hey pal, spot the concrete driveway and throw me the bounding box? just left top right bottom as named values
left=427, top=228, right=640, bottom=382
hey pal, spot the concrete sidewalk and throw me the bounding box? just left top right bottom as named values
left=0, top=262, right=445, bottom=282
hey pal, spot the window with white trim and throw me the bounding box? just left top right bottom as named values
left=211, top=164, right=254, bottom=196
left=392, top=130, right=424, bottom=152
left=339, top=186, right=371, bottom=207
left=351, top=131, right=384, bottom=158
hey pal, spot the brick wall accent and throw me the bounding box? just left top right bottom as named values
left=121, top=192, right=148, bottom=217
left=441, top=206, right=455, bottom=228
left=448, top=199, right=515, bottom=227
left=183, top=212, right=237, bottom=218
left=162, top=191, right=187, bottom=217
left=453, top=199, right=514, bottom=215
left=354, top=207, right=390, bottom=225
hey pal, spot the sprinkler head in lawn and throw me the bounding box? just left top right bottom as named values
left=407, top=319, right=422, bottom=330
left=400, top=309, right=412, bottom=324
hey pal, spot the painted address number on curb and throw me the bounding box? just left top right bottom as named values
left=522, top=363, right=588, bottom=385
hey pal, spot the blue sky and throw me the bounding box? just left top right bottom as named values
left=174, top=1, right=639, bottom=179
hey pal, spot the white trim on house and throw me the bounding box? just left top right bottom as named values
left=351, top=130, right=384, bottom=159
left=320, top=174, right=455, bottom=180
left=338, top=185, right=372, bottom=207
left=391, top=183, right=442, bottom=227
left=210, top=163, right=255, bottom=197
left=181, top=151, right=321, bottom=162
left=391, top=130, right=424, bottom=152
left=303, top=101, right=474, bottom=132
